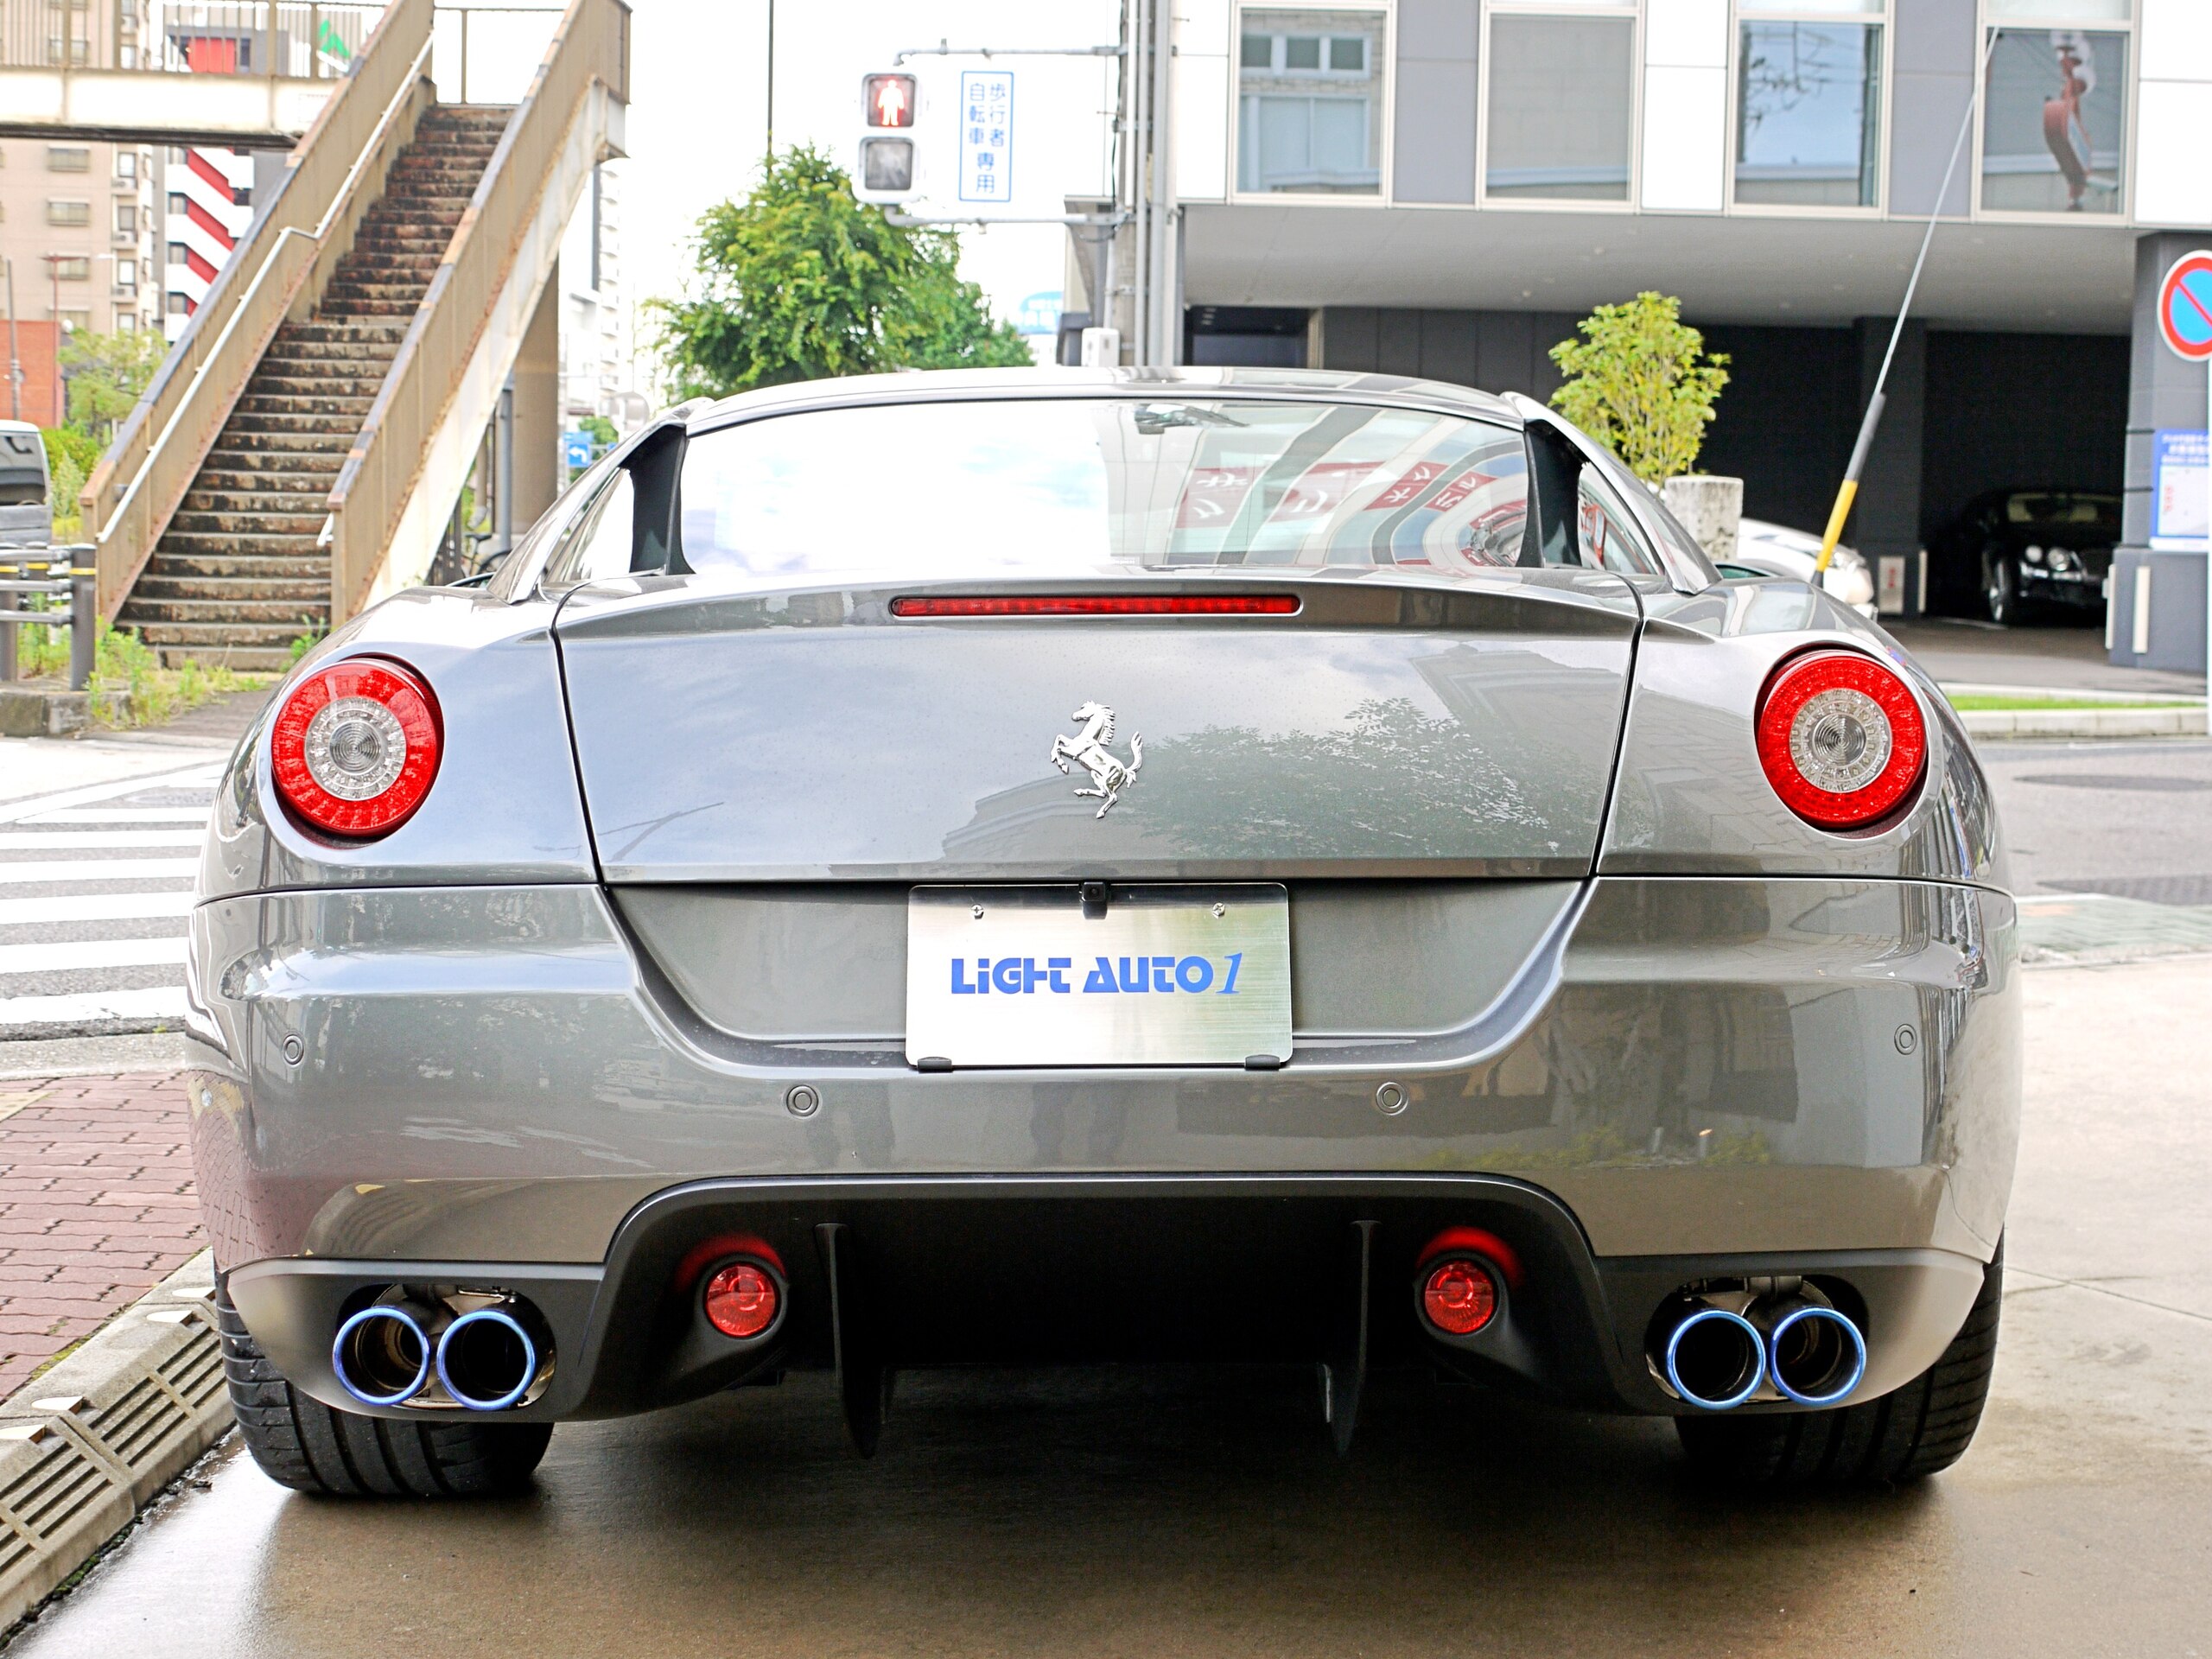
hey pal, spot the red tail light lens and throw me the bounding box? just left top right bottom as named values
left=889, top=594, right=1299, bottom=617
left=702, top=1261, right=780, bottom=1339
left=1422, top=1258, right=1498, bottom=1336
left=270, top=658, right=442, bottom=838
left=1754, top=649, right=1927, bottom=830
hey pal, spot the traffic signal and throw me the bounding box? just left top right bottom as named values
left=862, top=73, right=917, bottom=130
left=856, top=72, right=920, bottom=200
left=860, top=137, right=916, bottom=194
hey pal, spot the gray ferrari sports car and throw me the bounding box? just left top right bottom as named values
left=187, top=368, right=2016, bottom=1498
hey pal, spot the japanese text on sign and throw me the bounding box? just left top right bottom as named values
left=958, top=70, right=1014, bottom=204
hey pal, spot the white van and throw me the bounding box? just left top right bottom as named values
left=0, top=421, right=52, bottom=547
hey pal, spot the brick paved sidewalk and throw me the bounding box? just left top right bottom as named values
left=0, top=1071, right=205, bottom=1398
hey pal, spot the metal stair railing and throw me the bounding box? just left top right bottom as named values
left=327, top=0, right=627, bottom=624
left=80, top=0, right=434, bottom=622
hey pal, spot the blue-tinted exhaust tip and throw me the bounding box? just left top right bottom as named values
left=1663, top=1306, right=1766, bottom=1410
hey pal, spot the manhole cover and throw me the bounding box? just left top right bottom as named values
left=2042, top=874, right=2212, bottom=906
left=2013, top=773, right=2210, bottom=792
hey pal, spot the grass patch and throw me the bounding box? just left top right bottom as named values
left=13, top=612, right=274, bottom=728
left=1946, top=694, right=2199, bottom=713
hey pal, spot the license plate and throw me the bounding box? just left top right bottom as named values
left=906, top=884, right=1292, bottom=1068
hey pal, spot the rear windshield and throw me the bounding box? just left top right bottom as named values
left=2005, top=493, right=2118, bottom=531
left=678, top=398, right=1532, bottom=580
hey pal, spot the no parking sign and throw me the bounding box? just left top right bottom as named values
left=2157, top=251, right=2212, bottom=362
left=2153, top=251, right=2212, bottom=683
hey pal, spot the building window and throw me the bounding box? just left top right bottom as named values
left=166, top=293, right=188, bottom=316
left=1236, top=9, right=1387, bottom=196
left=114, top=200, right=136, bottom=235
left=115, top=150, right=137, bottom=180
left=167, top=241, right=188, bottom=266
left=46, top=146, right=90, bottom=174
left=54, top=257, right=90, bottom=281
left=167, top=191, right=188, bottom=219
left=116, top=261, right=136, bottom=292
left=1980, top=24, right=2129, bottom=215
left=1735, top=15, right=1884, bottom=208
left=47, top=200, right=90, bottom=227
left=59, top=309, right=89, bottom=332
left=1484, top=12, right=1636, bottom=200
left=118, top=312, right=137, bottom=333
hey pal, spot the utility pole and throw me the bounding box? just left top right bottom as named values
left=41, top=253, right=62, bottom=426
left=764, top=0, right=774, bottom=162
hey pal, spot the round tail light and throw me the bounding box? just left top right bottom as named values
left=1754, top=649, right=1927, bottom=830
left=702, top=1260, right=780, bottom=1339
left=1421, top=1258, right=1498, bottom=1337
left=270, top=658, right=442, bottom=838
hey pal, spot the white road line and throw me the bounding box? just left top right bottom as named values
left=0, top=985, right=186, bottom=1027
left=18, top=809, right=213, bottom=826
left=0, top=764, right=224, bottom=824
left=0, top=891, right=196, bottom=926
left=0, top=858, right=199, bottom=885
left=0, top=830, right=205, bottom=851
left=0, top=936, right=186, bottom=974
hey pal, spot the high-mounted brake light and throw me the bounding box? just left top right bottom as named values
left=1755, top=649, right=1927, bottom=830
left=888, top=594, right=1299, bottom=618
left=270, top=658, right=442, bottom=838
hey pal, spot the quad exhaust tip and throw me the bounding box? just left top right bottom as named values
left=1651, top=1287, right=1869, bottom=1410
left=331, top=1290, right=550, bottom=1411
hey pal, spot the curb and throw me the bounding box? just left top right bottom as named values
left=1956, top=706, right=2206, bottom=739
left=0, top=1251, right=229, bottom=1632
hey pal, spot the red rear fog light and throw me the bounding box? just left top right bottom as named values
left=702, top=1261, right=780, bottom=1339
left=1422, top=1258, right=1498, bottom=1336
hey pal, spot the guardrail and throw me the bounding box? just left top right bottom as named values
left=0, top=550, right=96, bottom=690
left=80, top=0, right=434, bottom=621
left=327, top=0, right=626, bottom=622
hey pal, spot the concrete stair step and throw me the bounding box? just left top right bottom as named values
left=131, top=574, right=328, bottom=603
left=169, top=510, right=327, bottom=537
left=249, top=373, right=389, bottom=397
left=207, top=431, right=353, bottom=455
left=158, top=533, right=324, bottom=558
left=194, top=468, right=338, bottom=493
left=318, top=302, right=420, bottom=319
left=122, top=620, right=327, bottom=654
left=118, top=597, right=331, bottom=627
left=178, top=487, right=328, bottom=514
left=235, top=393, right=376, bottom=416
left=143, top=551, right=327, bottom=580
left=275, top=321, right=408, bottom=343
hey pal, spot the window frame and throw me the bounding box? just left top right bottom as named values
left=1970, top=3, right=2137, bottom=225
left=1230, top=2, right=1393, bottom=207
left=1727, top=0, right=1893, bottom=219
left=1476, top=2, right=1643, bottom=213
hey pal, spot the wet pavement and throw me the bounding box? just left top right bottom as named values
left=8, top=957, right=2210, bottom=1657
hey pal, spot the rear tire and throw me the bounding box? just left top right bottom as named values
left=1675, top=1239, right=2003, bottom=1489
left=217, top=1279, right=552, bottom=1497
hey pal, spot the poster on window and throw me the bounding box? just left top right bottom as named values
left=1980, top=29, right=2128, bottom=215
left=958, top=71, right=1013, bottom=204
left=2152, top=429, right=2207, bottom=550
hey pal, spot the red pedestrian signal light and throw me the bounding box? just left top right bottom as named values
left=863, top=73, right=917, bottom=129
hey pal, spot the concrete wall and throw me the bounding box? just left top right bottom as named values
left=1314, top=306, right=1573, bottom=401
left=1887, top=0, right=1976, bottom=218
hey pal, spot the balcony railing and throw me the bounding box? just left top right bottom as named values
left=0, top=1, right=389, bottom=76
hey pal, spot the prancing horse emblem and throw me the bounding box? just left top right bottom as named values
left=1050, top=701, right=1143, bottom=818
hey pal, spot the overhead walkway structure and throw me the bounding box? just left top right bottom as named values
left=84, top=0, right=629, bottom=668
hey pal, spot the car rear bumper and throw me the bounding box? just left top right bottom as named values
left=223, top=1173, right=1990, bottom=1424
left=187, top=872, right=2018, bottom=1417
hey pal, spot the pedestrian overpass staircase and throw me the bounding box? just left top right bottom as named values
left=85, top=0, right=629, bottom=667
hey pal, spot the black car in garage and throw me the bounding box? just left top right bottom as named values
left=1927, top=489, right=2120, bottom=626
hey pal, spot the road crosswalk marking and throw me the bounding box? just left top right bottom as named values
left=0, top=858, right=201, bottom=885
left=0, top=766, right=213, bottom=1035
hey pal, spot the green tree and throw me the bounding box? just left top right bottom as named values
left=649, top=146, right=1032, bottom=397
left=59, top=327, right=167, bottom=441
left=41, top=425, right=99, bottom=538
left=1548, top=293, right=1729, bottom=486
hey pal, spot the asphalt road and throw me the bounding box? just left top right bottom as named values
left=1979, top=738, right=2212, bottom=899
left=10, top=951, right=2210, bottom=1659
